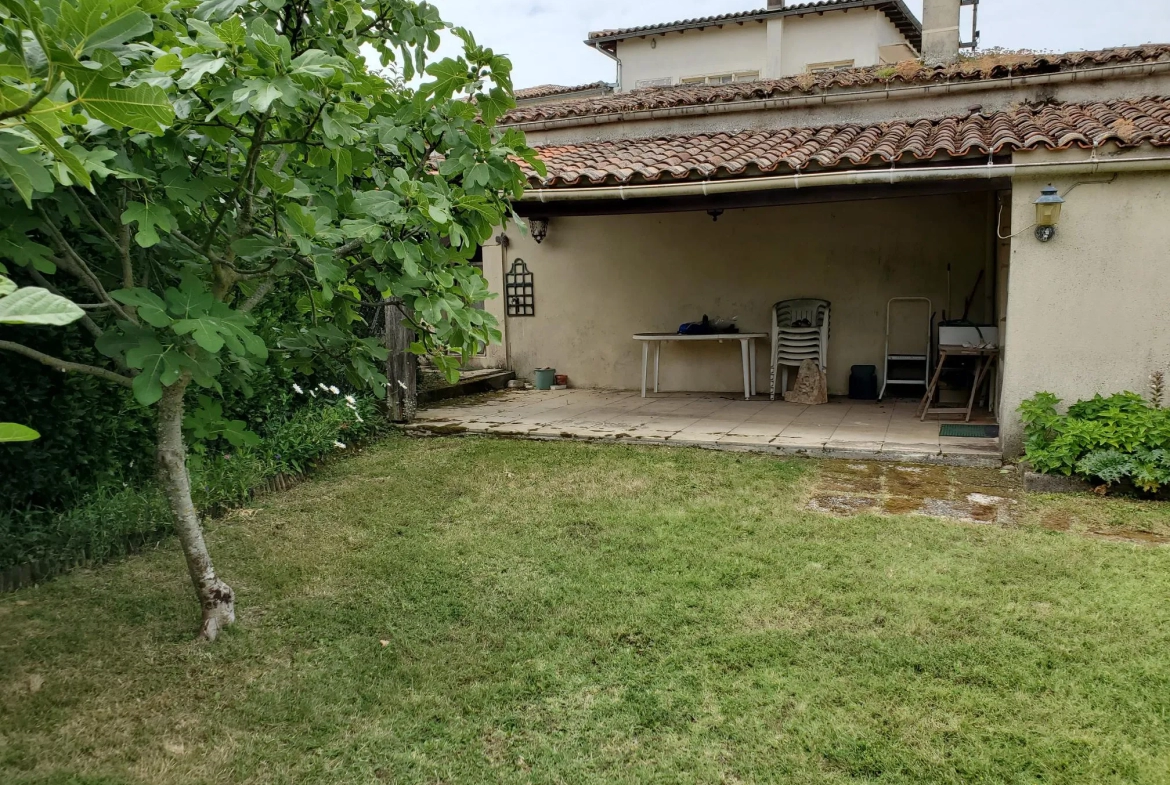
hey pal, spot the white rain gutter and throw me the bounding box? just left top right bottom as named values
left=521, top=153, right=1170, bottom=203
left=504, top=61, right=1170, bottom=133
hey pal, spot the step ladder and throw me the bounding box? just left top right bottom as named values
left=878, top=297, right=931, bottom=402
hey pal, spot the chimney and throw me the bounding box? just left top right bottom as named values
left=922, top=0, right=961, bottom=65
left=767, top=0, right=784, bottom=7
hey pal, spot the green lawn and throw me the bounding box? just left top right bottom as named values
left=3, top=436, right=1170, bottom=784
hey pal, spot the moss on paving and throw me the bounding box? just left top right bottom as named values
left=2, top=436, right=1170, bottom=784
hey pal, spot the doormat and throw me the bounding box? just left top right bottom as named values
left=940, top=424, right=1000, bottom=438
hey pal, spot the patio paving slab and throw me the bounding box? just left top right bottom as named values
left=414, top=390, right=1001, bottom=467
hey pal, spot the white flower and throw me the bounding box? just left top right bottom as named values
left=355, top=414, right=364, bottom=423
left=345, top=394, right=356, bottom=405
left=293, top=383, right=303, bottom=394
left=318, top=383, right=329, bottom=392
left=333, top=441, right=347, bottom=449
left=309, top=390, right=317, bottom=398
left=329, top=385, right=340, bottom=395
left=397, top=380, right=407, bottom=390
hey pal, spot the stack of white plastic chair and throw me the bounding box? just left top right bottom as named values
left=770, top=299, right=830, bottom=401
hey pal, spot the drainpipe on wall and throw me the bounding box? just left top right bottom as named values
left=923, top=0, right=962, bottom=65
left=590, top=41, right=622, bottom=92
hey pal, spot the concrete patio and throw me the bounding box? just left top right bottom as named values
left=409, top=389, right=1001, bottom=467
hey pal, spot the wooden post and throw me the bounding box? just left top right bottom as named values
left=383, top=299, right=418, bottom=422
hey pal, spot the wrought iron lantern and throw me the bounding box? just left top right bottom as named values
left=529, top=217, right=549, bottom=244
left=1033, top=185, right=1065, bottom=242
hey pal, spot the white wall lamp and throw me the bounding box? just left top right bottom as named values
left=529, top=217, right=549, bottom=244
left=1033, top=185, right=1065, bottom=242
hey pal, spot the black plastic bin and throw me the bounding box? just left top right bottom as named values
left=849, top=365, right=879, bottom=400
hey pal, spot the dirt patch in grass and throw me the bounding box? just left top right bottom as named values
left=806, top=461, right=1018, bottom=524
left=1088, top=529, right=1170, bottom=546
left=808, top=494, right=879, bottom=516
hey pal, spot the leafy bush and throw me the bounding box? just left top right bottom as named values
left=1019, top=391, right=1170, bottom=492
left=0, top=394, right=383, bottom=572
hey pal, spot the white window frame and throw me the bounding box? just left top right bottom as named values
left=806, top=59, right=855, bottom=74
left=679, top=71, right=760, bottom=86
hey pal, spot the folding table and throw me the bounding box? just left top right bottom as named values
left=633, top=333, right=769, bottom=400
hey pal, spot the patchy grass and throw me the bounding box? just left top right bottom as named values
left=3, top=436, right=1170, bottom=784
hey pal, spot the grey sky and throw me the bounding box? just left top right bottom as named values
left=423, top=0, right=1170, bottom=89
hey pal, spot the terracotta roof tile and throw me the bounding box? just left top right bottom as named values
left=502, top=45, right=1170, bottom=126
left=522, top=97, right=1170, bottom=187
left=514, top=82, right=612, bottom=101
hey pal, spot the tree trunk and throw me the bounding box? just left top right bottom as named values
left=157, top=378, right=235, bottom=641
left=384, top=298, right=418, bottom=423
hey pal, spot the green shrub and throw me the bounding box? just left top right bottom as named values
left=1019, top=391, right=1170, bottom=491
left=0, top=394, right=384, bottom=572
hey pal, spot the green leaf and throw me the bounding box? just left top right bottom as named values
left=194, top=0, right=247, bottom=22
left=290, top=49, right=343, bottom=78
left=422, top=58, right=470, bottom=101
left=231, top=236, right=281, bottom=259
left=256, top=167, right=292, bottom=195
left=475, top=86, right=514, bottom=125
left=0, top=136, right=54, bottom=206
left=466, top=162, right=491, bottom=189
left=0, top=423, right=39, bottom=442
left=120, top=201, right=175, bottom=247
left=75, top=77, right=174, bottom=134
left=0, top=231, right=54, bottom=272
left=0, top=287, right=85, bottom=325
left=154, top=52, right=181, bottom=73
left=187, top=18, right=225, bottom=48
left=110, top=287, right=172, bottom=328
left=248, top=17, right=289, bottom=67
left=216, top=16, right=247, bottom=47
left=0, top=276, right=14, bottom=296
left=25, top=120, right=92, bottom=190
left=162, top=167, right=212, bottom=207
left=177, top=54, right=226, bottom=90
left=78, top=8, right=153, bottom=55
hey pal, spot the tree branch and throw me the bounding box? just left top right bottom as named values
left=239, top=280, right=274, bottom=313
left=203, top=110, right=272, bottom=257
left=36, top=208, right=136, bottom=323
left=0, top=340, right=133, bottom=388
left=26, top=266, right=105, bottom=339
left=0, top=85, right=50, bottom=122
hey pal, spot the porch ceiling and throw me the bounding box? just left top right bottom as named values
left=520, top=97, right=1170, bottom=189
left=511, top=177, right=1008, bottom=217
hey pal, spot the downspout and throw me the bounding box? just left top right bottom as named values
left=521, top=154, right=1170, bottom=202
left=590, top=41, right=622, bottom=92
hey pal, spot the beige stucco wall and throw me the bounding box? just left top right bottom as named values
left=618, top=24, right=768, bottom=91
left=777, top=9, right=901, bottom=76
left=999, top=149, right=1170, bottom=454
left=614, top=7, right=915, bottom=90
left=499, top=192, right=993, bottom=395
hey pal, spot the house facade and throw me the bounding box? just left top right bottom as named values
left=587, top=0, right=921, bottom=91
left=473, top=0, right=1170, bottom=458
